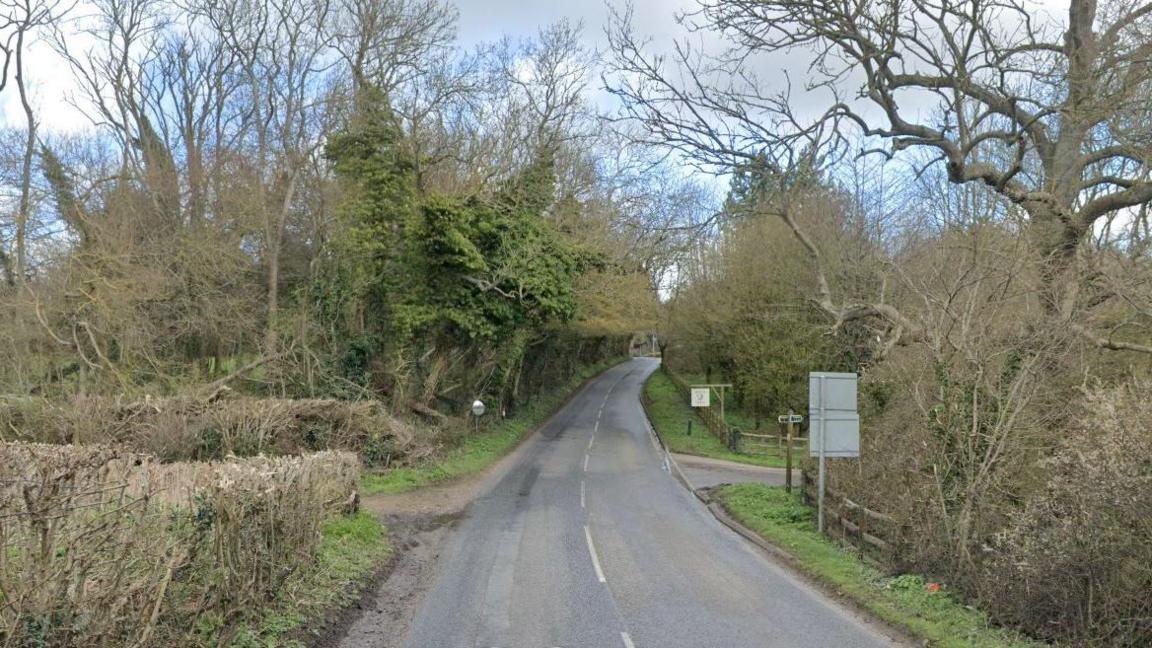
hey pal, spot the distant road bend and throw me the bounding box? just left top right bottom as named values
left=399, top=358, right=897, bottom=648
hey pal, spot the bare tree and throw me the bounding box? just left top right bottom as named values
left=608, top=0, right=1152, bottom=351
left=191, top=0, right=334, bottom=348
left=0, top=0, right=65, bottom=285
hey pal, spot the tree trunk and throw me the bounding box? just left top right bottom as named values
left=15, top=26, right=36, bottom=285
left=1026, top=202, right=1083, bottom=316
left=264, top=169, right=302, bottom=349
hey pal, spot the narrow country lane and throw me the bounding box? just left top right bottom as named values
left=394, top=358, right=898, bottom=648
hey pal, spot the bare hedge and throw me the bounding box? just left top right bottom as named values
left=0, top=442, right=359, bottom=646
left=0, top=395, right=432, bottom=465
left=985, top=380, right=1152, bottom=647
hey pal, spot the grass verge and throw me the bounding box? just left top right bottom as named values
left=361, top=356, right=629, bottom=495
left=713, top=484, right=1044, bottom=648
left=643, top=368, right=802, bottom=468
left=227, top=511, right=391, bottom=647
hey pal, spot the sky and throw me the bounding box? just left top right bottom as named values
left=2, top=0, right=700, bottom=132
left=454, top=0, right=695, bottom=48
left=2, top=0, right=1071, bottom=179
left=7, top=0, right=1072, bottom=129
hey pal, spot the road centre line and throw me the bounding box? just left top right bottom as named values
left=580, top=480, right=586, bottom=508
left=583, top=453, right=589, bottom=472
left=621, top=631, right=636, bottom=648
left=583, top=525, right=607, bottom=583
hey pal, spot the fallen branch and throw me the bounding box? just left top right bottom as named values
left=201, top=354, right=282, bottom=401
left=1071, top=322, right=1152, bottom=354
left=408, top=401, right=450, bottom=422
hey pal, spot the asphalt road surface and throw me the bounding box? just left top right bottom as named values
left=399, top=358, right=897, bottom=648
left=671, top=453, right=800, bottom=490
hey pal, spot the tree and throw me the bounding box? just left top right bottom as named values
left=608, top=0, right=1152, bottom=351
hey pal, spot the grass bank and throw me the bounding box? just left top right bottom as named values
left=713, top=484, right=1044, bottom=648
left=361, top=356, right=629, bottom=495
left=643, top=367, right=803, bottom=468
left=229, top=512, right=391, bottom=647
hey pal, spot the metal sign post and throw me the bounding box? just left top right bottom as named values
left=818, top=376, right=826, bottom=533
left=808, top=372, right=859, bottom=535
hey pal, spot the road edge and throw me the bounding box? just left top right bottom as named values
left=637, top=366, right=917, bottom=647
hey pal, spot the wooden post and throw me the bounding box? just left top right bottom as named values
left=785, top=409, right=794, bottom=493
left=718, top=386, right=726, bottom=439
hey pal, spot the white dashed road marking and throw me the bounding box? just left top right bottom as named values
left=584, top=525, right=607, bottom=583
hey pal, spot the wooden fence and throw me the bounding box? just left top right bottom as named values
left=663, top=366, right=810, bottom=457
left=739, top=430, right=808, bottom=456
left=663, top=366, right=898, bottom=563
left=662, top=367, right=736, bottom=448
left=801, top=470, right=900, bottom=563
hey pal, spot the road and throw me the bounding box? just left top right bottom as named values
left=398, top=358, right=897, bottom=648
left=671, top=452, right=800, bottom=490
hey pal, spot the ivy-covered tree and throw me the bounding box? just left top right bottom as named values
left=398, top=149, right=596, bottom=343
left=319, top=86, right=599, bottom=406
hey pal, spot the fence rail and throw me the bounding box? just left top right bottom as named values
left=801, top=470, right=899, bottom=562
left=663, top=367, right=734, bottom=448
left=738, top=431, right=808, bottom=456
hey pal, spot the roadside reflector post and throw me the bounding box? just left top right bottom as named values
left=471, top=399, right=486, bottom=434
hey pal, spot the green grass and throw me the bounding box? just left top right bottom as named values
left=643, top=368, right=803, bottom=468
left=714, top=484, right=1045, bottom=648
left=227, top=511, right=391, bottom=647
left=361, top=357, right=629, bottom=495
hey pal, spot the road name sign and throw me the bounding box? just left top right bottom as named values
left=690, top=387, right=710, bottom=407
left=777, top=414, right=803, bottom=424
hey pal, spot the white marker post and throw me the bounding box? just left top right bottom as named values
left=808, top=372, right=860, bottom=535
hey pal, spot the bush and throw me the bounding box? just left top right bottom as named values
left=0, top=395, right=430, bottom=465
left=985, top=379, right=1152, bottom=647
left=0, top=442, right=360, bottom=647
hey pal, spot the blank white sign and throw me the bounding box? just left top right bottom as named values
left=809, top=372, right=860, bottom=458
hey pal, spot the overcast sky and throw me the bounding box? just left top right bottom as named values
left=4, top=0, right=1071, bottom=145
left=454, top=0, right=693, bottom=48
left=3, top=0, right=700, bottom=131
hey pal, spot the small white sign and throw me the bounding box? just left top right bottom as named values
left=690, top=388, right=710, bottom=408
left=777, top=414, right=804, bottom=424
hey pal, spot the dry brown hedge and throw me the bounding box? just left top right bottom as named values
left=0, top=442, right=359, bottom=647
left=0, top=395, right=434, bottom=465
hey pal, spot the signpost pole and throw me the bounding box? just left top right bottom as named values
left=719, top=386, right=728, bottom=448
left=818, top=376, right=827, bottom=534
left=785, top=409, right=794, bottom=493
